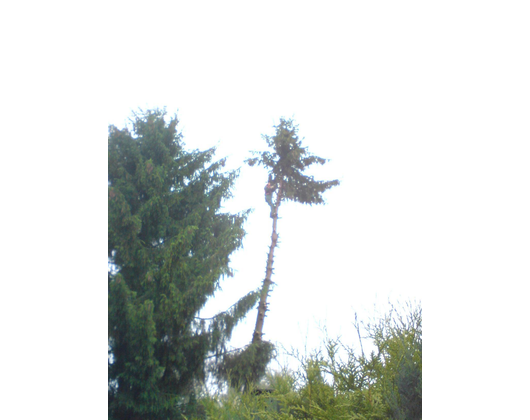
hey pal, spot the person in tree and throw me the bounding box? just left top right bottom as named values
left=264, top=176, right=277, bottom=217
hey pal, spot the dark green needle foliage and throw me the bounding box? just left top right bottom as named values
left=216, top=340, right=275, bottom=392
left=246, top=117, right=340, bottom=205
left=108, top=109, right=259, bottom=419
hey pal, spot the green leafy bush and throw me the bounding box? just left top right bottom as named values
left=201, top=302, right=422, bottom=420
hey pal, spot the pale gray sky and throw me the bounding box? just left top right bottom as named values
left=106, top=0, right=431, bottom=356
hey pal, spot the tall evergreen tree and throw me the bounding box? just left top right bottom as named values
left=108, top=109, right=259, bottom=419
left=247, top=117, right=340, bottom=345
left=218, top=118, right=339, bottom=390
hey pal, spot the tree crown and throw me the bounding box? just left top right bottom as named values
left=246, top=117, right=339, bottom=205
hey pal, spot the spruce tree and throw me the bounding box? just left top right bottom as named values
left=247, top=117, right=339, bottom=345
left=219, top=118, right=339, bottom=390
left=108, top=109, right=259, bottom=419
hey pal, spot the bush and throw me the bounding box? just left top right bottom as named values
left=201, top=302, right=421, bottom=420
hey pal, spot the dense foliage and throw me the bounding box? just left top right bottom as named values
left=202, top=303, right=422, bottom=420
left=108, top=109, right=259, bottom=419
left=246, top=117, right=340, bottom=206
left=216, top=340, right=276, bottom=392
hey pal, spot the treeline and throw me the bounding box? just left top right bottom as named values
left=108, top=109, right=421, bottom=419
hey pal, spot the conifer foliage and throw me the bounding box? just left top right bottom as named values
left=108, top=109, right=258, bottom=419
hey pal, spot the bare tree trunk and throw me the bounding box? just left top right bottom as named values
left=252, top=179, right=283, bottom=344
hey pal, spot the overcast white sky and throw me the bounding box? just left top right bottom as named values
left=105, top=0, right=434, bottom=356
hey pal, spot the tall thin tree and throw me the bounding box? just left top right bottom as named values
left=247, top=118, right=340, bottom=344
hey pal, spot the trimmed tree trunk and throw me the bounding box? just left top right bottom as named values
left=252, top=179, right=283, bottom=344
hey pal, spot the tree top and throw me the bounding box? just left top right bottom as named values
left=246, top=117, right=339, bottom=205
